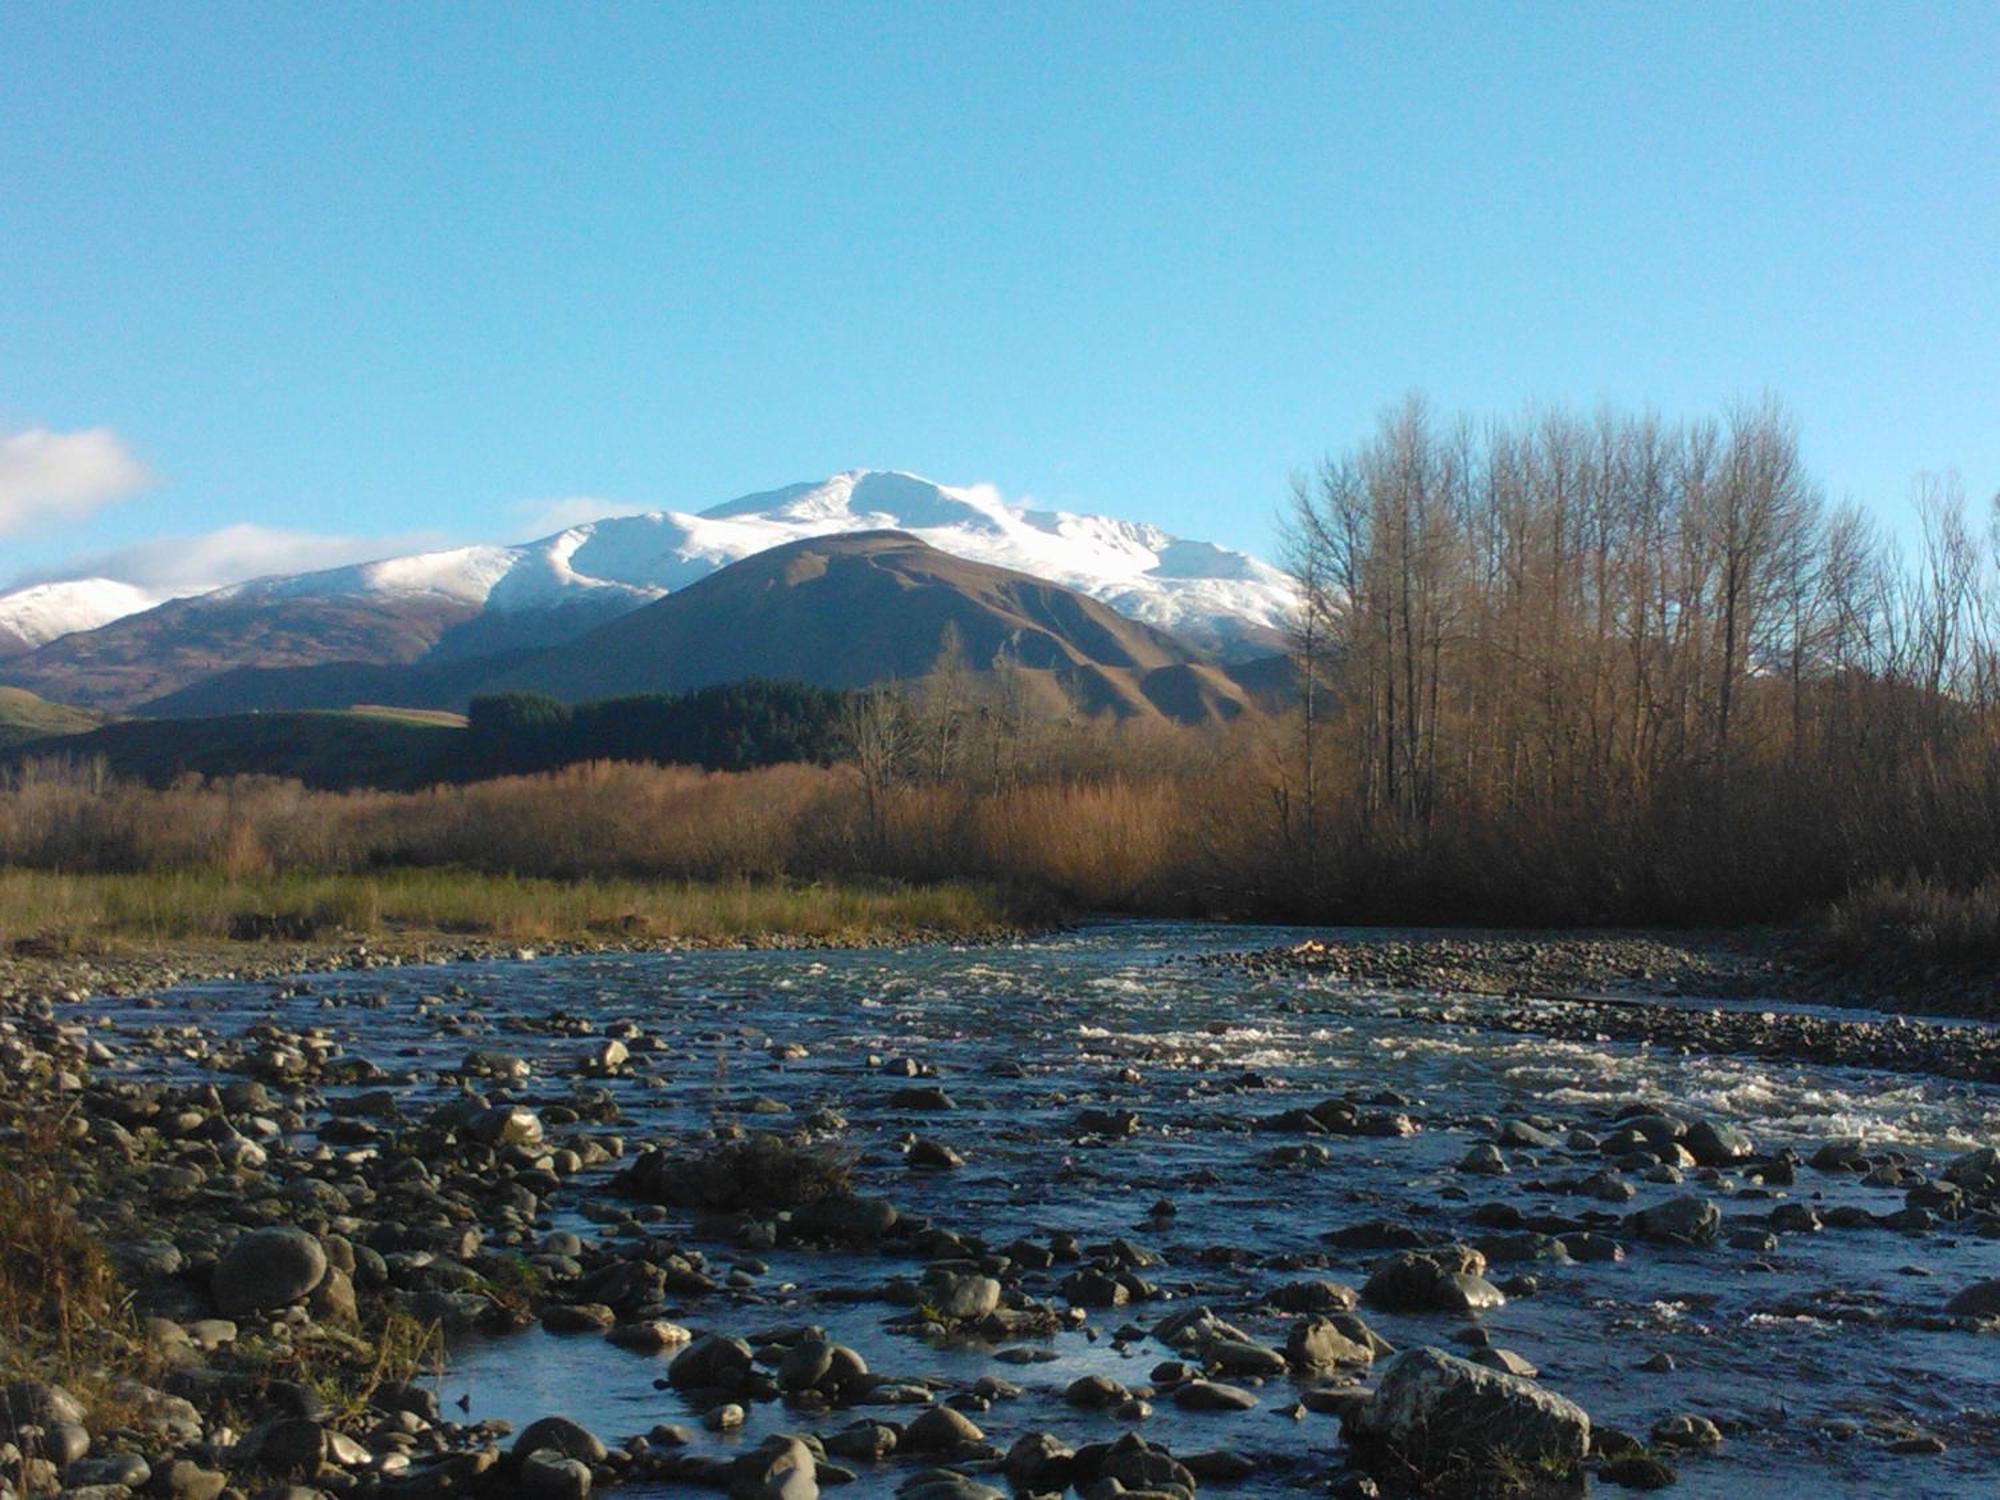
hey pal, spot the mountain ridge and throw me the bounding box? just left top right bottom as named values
left=0, top=471, right=1295, bottom=709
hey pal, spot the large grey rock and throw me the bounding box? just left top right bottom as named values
left=513, top=1416, right=608, bottom=1463
left=1944, top=1146, right=2000, bottom=1199
left=1946, top=1279, right=2000, bottom=1318
left=1685, top=1120, right=1754, bottom=1166
left=1351, top=1346, right=1590, bottom=1477
left=469, top=1105, right=544, bottom=1149
left=668, top=1334, right=755, bottom=1393
left=1627, top=1194, right=1722, bottom=1247
left=1363, top=1249, right=1505, bottom=1315
left=1287, top=1316, right=1376, bottom=1371
left=212, top=1229, right=328, bottom=1317
left=922, top=1271, right=1000, bottom=1323
left=521, top=1451, right=592, bottom=1499
left=0, top=1381, right=87, bottom=1441
left=729, top=1434, right=818, bottom=1500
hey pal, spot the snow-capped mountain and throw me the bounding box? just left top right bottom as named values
left=0, top=471, right=1297, bottom=710
left=0, top=578, right=162, bottom=656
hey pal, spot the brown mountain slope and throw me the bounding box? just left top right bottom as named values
left=0, top=592, right=482, bottom=712
left=497, top=531, right=1265, bottom=724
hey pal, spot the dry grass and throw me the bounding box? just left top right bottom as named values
left=1822, top=874, right=2000, bottom=970
left=0, top=1113, right=145, bottom=1424
left=0, top=867, right=1041, bottom=952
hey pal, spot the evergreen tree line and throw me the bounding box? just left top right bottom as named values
left=463, top=680, right=852, bottom=777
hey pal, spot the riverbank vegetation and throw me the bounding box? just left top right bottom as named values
left=4, top=398, right=1999, bottom=965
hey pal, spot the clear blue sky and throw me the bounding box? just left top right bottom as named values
left=2, top=2, right=1995, bottom=588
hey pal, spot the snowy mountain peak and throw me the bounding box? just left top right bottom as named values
left=1, top=470, right=1297, bottom=667
left=0, top=578, right=162, bottom=653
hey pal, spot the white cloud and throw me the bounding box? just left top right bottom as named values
left=509, top=494, right=646, bottom=537
left=14, top=523, right=453, bottom=596
left=0, top=426, right=153, bottom=535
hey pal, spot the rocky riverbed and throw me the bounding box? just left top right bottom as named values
left=3, top=920, right=1998, bottom=1500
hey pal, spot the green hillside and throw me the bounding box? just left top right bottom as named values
left=0, top=687, right=104, bottom=750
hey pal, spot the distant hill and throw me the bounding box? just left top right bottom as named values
left=0, top=687, right=103, bottom=749
left=494, top=530, right=1280, bottom=724
left=0, top=682, right=851, bottom=791
left=0, top=469, right=1295, bottom=712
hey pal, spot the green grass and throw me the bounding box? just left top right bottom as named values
left=0, top=867, right=1050, bottom=950
left=0, top=687, right=102, bottom=750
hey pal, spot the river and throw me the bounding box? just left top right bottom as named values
left=94, top=919, right=2000, bottom=1496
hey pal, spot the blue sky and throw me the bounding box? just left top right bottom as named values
left=2, top=3, right=1995, bottom=591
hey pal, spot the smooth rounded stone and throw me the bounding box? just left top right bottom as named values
left=1205, top=1337, right=1287, bottom=1377
left=706, top=1404, right=747, bottom=1432
left=1476, top=1232, right=1571, bottom=1265
left=730, top=1434, right=819, bottom=1500
left=1497, top=1120, right=1562, bottom=1149
left=121, top=1238, right=185, bottom=1278
left=1685, top=1120, right=1755, bottom=1166
left=1729, top=1229, right=1779, bottom=1253
left=1945, top=1279, right=2000, bottom=1317
left=778, top=1339, right=836, bottom=1392
left=65, top=1452, right=150, bottom=1488
left=1065, top=1375, right=1131, bottom=1408
left=1471, top=1347, right=1538, bottom=1378
left=1651, top=1414, right=1724, bottom=1450
left=1771, top=1203, right=1823, bottom=1234
left=1269, top=1279, right=1359, bottom=1313
left=513, top=1416, right=609, bottom=1463
left=789, top=1196, right=898, bottom=1245
left=1095, top=1435, right=1196, bottom=1494
left=1287, top=1316, right=1375, bottom=1371
left=1457, top=1144, right=1509, bottom=1176
left=470, top=1104, right=544, bottom=1149
left=608, top=1319, right=692, bottom=1354
left=1626, top=1195, right=1723, bottom=1247
left=543, top=1303, right=617, bottom=1334
left=1558, top=1233, right=1625, bottom=1263
left=887, top=1086, right=955, bottom=1110
left=1363, top=1251, right=1506, bottom=1315
left=1580, top=1169, right=1639, bottom=1203
left=897, top=1478, right=1006, bottom=1500
left=907, top=1138, right=963, bottom=1170
left=153, top=1458, right=229, bottom=1499
left=669, top=1334, right=756, bottom=1393
left=461, top=1049, right=530, bottom=1081
left=923, top=1271, right=1001, bottom=1323
left=211, top=1228, right=328, bottom=1317
left=899, top=1404, right=985, bottom=1453
left=1349, top=1346, right=1591, bottom=1477
left=824, top=1421, right=899, bottom=1461
left=309, top=1263, right=357, bottom=1324
left=1184, top=1449, right=1260, bottom=1481
left=1174, top=1378, right=1259, bottom=1411
left=1005, top=1431, right=1075, bottom=1492
left=521, top=1451, right=593, bottom=1499
left=42, top=1420, right=91, bottom=1466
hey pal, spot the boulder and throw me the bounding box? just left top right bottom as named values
left=668, top=1334, right=755, bottom=1394
left=1363, top=1250, right=1506, bottom=1315
left=212, top=1228, right=328, bottom=1317
left=1349, top=1346, right=1590, bottom=1482
left=1627, top=1195, right=1722, bottom=1247
left=729, top=1435, right=818, bottom=1500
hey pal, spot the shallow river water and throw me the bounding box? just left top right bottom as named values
left=103, top=920, right=2000, bottom=1497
